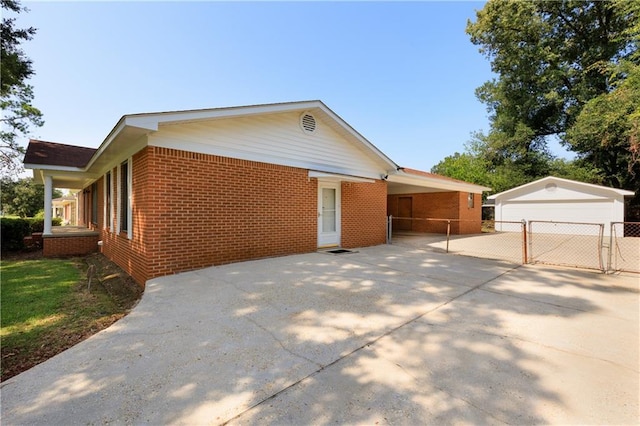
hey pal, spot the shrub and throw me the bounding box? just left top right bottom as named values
left=1, top=218, right=31, bottom=251
left=1, top=217, right=63, bottom=251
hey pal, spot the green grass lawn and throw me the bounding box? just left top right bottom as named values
left=0, top=257, right=140, bottom=381
left=1, top=259, right=80, bottom=344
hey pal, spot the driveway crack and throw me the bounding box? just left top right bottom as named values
left=223, top=266, right=521, bottom=425
left=242, top=315, right=322, bottom=368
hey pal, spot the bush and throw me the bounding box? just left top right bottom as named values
left=1, top=217, right=63, bottom=251
left=1, top=218, right=31, bottom=251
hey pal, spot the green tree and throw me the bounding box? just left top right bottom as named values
left=466, top=0, right=638, bottom=185
left=1, top=0, right=43, bottom=177
left=1, top=177, right=61, bottom=217
left=565, top=63, right=640, bottom=190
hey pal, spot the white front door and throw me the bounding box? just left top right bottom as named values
left=318, top=181, right=341, bottom=247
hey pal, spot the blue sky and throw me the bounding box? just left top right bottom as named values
left=19, top=1, right=524, bottom=171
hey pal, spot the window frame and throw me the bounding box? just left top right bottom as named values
left=118, top=158, right=133, bottom=239
left=104, top=171, right=112, bottom=231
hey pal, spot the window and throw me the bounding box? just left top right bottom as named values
left=104, top=172, right=111, bottom=231
left=120, top=160, right=129, bottom=233
left=468, top=192, right=475, bottom=208
left=91, top=182, right=98, bottom=225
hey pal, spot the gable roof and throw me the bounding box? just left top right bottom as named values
left=487, top=176, right=635, bottom=200
left=23, top=100, right=491, bottom=194
left=24, top=140, right=96, bottom=168
left=86, top=100, right=399, bottom=173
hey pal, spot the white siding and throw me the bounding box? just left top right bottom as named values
left=148, top=111, right=386, bottom=179
left=497, top=200, right=613, bottom=235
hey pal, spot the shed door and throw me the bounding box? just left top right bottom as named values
left=318, top=182, right=341, bottom=247
left=397, top=196, right=413, bottom=231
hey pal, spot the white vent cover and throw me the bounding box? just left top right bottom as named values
left=300, top=112, right=317, bottom=134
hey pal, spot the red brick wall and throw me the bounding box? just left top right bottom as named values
left=134, top=146, right=319, bottom=281
left=90, top=146, right=389, bottom=285
left=99, top=152, right=151, bottom=286
left=43, top=235, right=99, bottom=257
left=387, top=192, right=481, bottom=234
left=341, top=180, right=387, bottom=247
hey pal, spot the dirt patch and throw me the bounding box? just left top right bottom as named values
left=82, top=253, right=143, bottom=308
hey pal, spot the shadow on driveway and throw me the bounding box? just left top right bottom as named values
left=1, top=245, right=638, bottom=425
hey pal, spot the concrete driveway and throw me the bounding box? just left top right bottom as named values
left=1, top=245, right=638, bottom=425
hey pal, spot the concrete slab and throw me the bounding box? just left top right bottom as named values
left=1, top=246, right=637, bottom=425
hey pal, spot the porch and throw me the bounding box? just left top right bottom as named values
left=43, top=226, right=100, bottom=257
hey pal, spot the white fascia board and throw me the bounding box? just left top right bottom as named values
left=308, top=170, right=376, bottom=183
left=83, top=119, right=128, bottom=171
left=24, top=163, right=85, bottom=173
left=388, top=172, right=490, bottom=193
left=84, top=119, right=156, bottom=172
left=133, top=100, right=324, bottom=127
left=488, top=176, right=636, bottom=200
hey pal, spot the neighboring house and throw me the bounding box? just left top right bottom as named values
left=488, top=176, right=635, bottom=235
left=52, top=195, right=78, bottom=225
left=24, top=100, right=489, bottom=285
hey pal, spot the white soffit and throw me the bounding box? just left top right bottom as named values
left=308, top=171, right=375, bottom=183
left=387, top=171, right=490, bottom=193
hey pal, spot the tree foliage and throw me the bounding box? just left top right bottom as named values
left=0, top=177, right=61, bottom=218
left=433, top=0, right=639, bottom=209
left=565, top=62, right=640, bottom=189
left=1, top=0, right=43, bottom=177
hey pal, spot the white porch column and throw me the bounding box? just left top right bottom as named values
left=44, top=175, right=53, bottom=235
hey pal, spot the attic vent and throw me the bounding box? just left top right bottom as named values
left=545, top=183, right=558, bottom=192
left=300, top=112, right=317, bottom=134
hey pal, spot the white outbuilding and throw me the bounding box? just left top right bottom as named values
left=488, top=176, right=635, bottom=235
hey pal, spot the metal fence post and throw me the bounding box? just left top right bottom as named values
left=597, top=223, right=604, bottom=272
left=608, top=223, right=613, bottom=273
left=527, top=220, right=533, bottom=264
left=521, top=219, right=527, bottom=264
left=446, top=220, right=451, bottom=253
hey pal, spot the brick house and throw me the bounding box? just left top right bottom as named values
left=24, top=101, right=489, bottom=286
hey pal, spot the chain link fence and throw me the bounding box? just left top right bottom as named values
left=609, top=222, right=640, bottom=273
left=388, top=216, right=639, bottom=274
left=527, top=221, right=605, bottom=271
left=388, top=217, right=526, bottom=264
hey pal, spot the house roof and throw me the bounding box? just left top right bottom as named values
left=23, top=100, right=491, bottom=194
left=24, top=140, right=96, bottom=168
left=487, top=176, right=635, bottom=200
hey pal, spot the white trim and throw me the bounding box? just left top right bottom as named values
left=488, top=176, right=635, bottom=200
left=308, top=171, right=375, bottom=183
left=116, top=163, right=121, bottom=235
left=103, top=173, right=108, bottom=230
left=387, top=171, right=490, bottom=193
left=109, top=171, right=114, bottom=233
left=317, top=181, right=341, bottom=248
left=126, top=157, right=133, bottom=239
